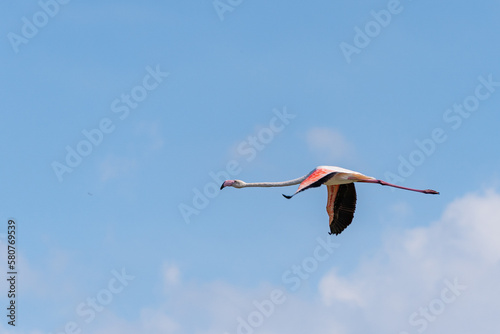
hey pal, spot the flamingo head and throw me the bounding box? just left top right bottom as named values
left=220, top=180, right=245, bottom=190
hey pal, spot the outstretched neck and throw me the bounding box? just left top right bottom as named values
left=242, top=175, right=307, bottom=188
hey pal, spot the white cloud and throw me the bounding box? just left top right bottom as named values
left=17, top=189, right=500, bottom=334
left=318, top=189, right=500, bottom=333
left=134, top=121, right=165, bottom=152
left=98, top=121, right=163, bottom=182
left=319, top=269, right=366, bottom=307
left=306, top=127, right=355, bottom=161
left=140, top=308, right=180, bottom=333
left=78, top=311, right=180, bottom=334
left=162, top=262, right=181, bottom=288
left=99, top=155, right=138, bottom=181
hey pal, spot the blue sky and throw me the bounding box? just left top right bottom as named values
left=1, top=1, right=500, bottom=333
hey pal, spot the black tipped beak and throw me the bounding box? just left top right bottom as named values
left=282, top=194, right=293, bottom=199
left=220, top=183, right=225, bottom=190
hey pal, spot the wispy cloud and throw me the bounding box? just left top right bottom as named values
left=319, top=269, right=366, bottom=307
left=140, top=309, right=180, bottom=333
left=134, top=121, right=165, bottom=153
left=306, top=127, right=355, bottom=162
left=15, top=189, right=500, bottom=334
left=318, top=189, right=500, bottom=333
left=99, top=155, right=138, bottom=182
left=98, top=121, right=164, bottom=182
left=162, top=262, right=180, bottom=288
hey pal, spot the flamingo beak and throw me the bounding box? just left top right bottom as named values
left=220, top=180, right=233, bottom=190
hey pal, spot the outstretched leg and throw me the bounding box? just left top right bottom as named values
left=358, top=179, right=439, bottom=194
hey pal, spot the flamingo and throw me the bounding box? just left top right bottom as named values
left=220, top=166, right=439, bottom=235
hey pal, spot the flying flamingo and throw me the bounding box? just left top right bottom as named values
left=220, top=166, right=439, bottom=235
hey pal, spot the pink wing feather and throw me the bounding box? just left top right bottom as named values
left=296, top=167, right=335, bottom=193
left=282, top=167, right=337, bottom=199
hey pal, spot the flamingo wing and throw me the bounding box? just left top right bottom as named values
left=283, top=167, right=337, bottom=199
left=327, top=183, right=357, bottom=235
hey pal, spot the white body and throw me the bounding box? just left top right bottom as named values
left=317, top=166, right=376, bottom=185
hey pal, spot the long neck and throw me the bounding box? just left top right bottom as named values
left=242, top=175, right=307, bottom=188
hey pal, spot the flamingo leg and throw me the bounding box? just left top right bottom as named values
left=357, top=179, right=439, bottom=194
left=326, top=185, right=339, bottom=224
